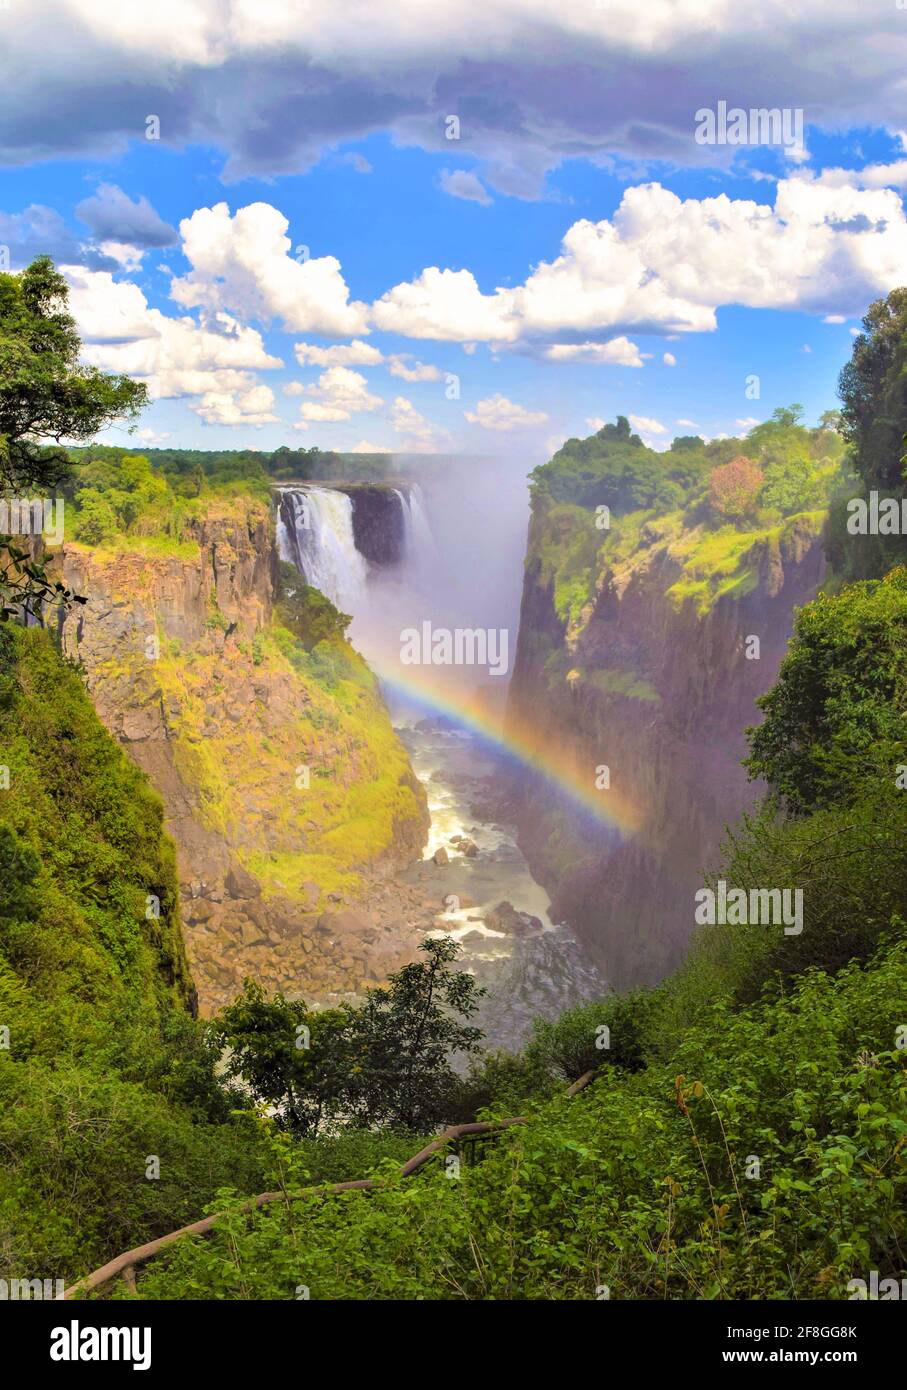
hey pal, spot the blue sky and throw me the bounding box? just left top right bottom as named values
left=3, top=2, right=907, bottom=459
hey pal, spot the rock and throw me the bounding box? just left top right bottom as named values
left=184, top=899, right=218, bottom=924
left=460, top=839, right=478, bottom=858
left=315, top=906, right=377, bottom=941
left=432, top=846, right=449, bottom=866
left=484, top=901, right=543, bottom=936
left=238, top=919, right=267, bottom=948
left=224, top=862, right=261, bottom=900
left=460, top=929, right=486, bottom=946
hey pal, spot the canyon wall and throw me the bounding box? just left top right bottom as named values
left=507, top=506, right=828, bottom=989
left=58, top=496, right=430, bottom=1013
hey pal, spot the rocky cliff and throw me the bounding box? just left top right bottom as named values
left=507, top=503, right=828, bottom=989
left=58, top=497, right=431, bottom=1013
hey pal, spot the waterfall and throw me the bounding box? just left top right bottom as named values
left=276, top=487, right=368, bottom=614
left=396, top=484, right=437, bottom=567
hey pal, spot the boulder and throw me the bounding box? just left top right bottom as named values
left=432, top=846, right=449, bottom=866
left=224, top=862, right=261, bottom=900
left=484, top=901, right=544, bottom=937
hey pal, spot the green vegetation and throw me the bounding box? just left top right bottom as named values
left=0, top=256, right=147, bottom=618
left=215, top=938, right=484, bottom=1137
left=828, top=287, right=907, bottom=580
left=0, top=626, right=270, bottom=1281
left=128, top=934, right=906, bottom=1300
left=529, top=407, right=844, bottom=629
left=746, top=566, right=907, bottom=813
left=98, top=551, right=907, bottom=1301
left=2, top=259, right=904, bottom=1302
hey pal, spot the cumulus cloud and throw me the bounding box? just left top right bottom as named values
left=349, top=439, right=390, bottom=452
left=171, top=202, right=369, bottom=336
left=75, top=183, right=176, bottom=249
left=296, top=366, right=383, bottom=423
left=542, top=338, right=645, bottom=367
left=372, top=176, right=907, bottom=345
left=439, top=169, right=492, bottom=206
left=134, top=426, right=172, bottom=445
left=4, top=2, right=907, bottom=197
left=663, top=351, right=677, bottom=366
left=64, top=266, right=282, bottom=408
left=190, top=383, right=279, bottom=427
left=390, top=395, right=440, bottom=446
left=628, top=414, right=667, bottom=435
left=294, top=339, right=383, bottom=368
left=386, top=354, right=442, bottom=381
left=464, top=393, right=549, bottom=430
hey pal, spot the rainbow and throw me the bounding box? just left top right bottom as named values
left=371, top=661, right=642, bottom=838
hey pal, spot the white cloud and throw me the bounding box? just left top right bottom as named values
left=296, top=366, right=383, bottom=423
left=736, top=417, right=761, bottom=430
left=390, top=396, right=439, bottom=446
left=676, top=418, right=698, bottom=428
left=386, top=354, right=442, bottom=382
left=294, top=339, right=383, bottom=367
left=64, top=266, right=282, bottom=405
left=586, top=417, right=606, bottom=431
left=171, top=202, right=369, bottom=337
left=134, top=426, right=172, bottom=445
left=439, top=169, right=492, bottom=206
left=663, top=351, right=677, bottom=366
left=292, top=340, right=440, bottom=381
left=372, top=266, right=514, bottom=342
left=371, top=176, right=907, bottom=345
left=190, top=383, right=279, bottom=427
left=628, top=414, right=666, bottom=435
left=349, top=439, right=390, bottom=453
left=464, top=394, right=549, bottom=431
left=543, top=337, right=645, bottom=367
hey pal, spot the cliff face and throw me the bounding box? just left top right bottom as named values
left=507, top=507, right=828, bottom=989
left=338, top=484, right=406, bottom=566
left=58, top=498, right=430, bottom=1013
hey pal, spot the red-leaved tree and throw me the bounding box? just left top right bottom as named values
left=708, top=455, right=764, bottom=519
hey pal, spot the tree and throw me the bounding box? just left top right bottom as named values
left=344, top=937, right=485, bottom=1131
left=0, top=256, right=147, bottom=618
left=212, top=980, right=353, bottom=1137
left=276, top=562, right=351, bottom=648
left=0, top=257, right=146, bottom=493
left=838, top=287, right=907, bottom=492
left=708, top=455, right=764, bottom=520
left=745, top=566, right=907, bottom=813
left=212, top=937, right=485, bottom=1137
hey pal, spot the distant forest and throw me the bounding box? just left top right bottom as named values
left=65, top=443, right=400, bottom=495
